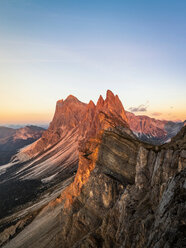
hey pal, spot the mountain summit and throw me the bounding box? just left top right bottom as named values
left=7, top=90, right=129, bottom=183
left=0, top=90, right=185, bottom=248
left=20, top=90, right=128, bottom=160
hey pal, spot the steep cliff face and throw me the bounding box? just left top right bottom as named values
left=3, top=126, right=185, bottom=248
left=20, top=96, right=87, bottom=158
left=6, top=90, right=128, bottom=182
left=75, top=131, right=186, bottom=248
left=57, top=126, right=186, bottom=248
left=1, top=91, right=185, bottom=248
left=0, top=90, right=130, bottom=247
left=18, top=90, right=128, bottom=160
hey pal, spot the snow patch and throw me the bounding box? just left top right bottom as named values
left=0, top=161, right=16, bottom=175
left=41, top=173, right=58, bottom=183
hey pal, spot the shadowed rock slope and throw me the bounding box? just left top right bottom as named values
left=0, top=126, right=44, bottom=166
left=4, top=90, right=128, bottom=183
left=0, top=90, right=130, bottom=247
left=0, top=90, right=185, bottom=248
left=2, top=124, right=185, bottom=247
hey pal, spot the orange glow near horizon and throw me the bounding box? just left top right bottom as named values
left=0, top=1, right=186, bottom=126
left=0, top=101, right=185, bottom=125
left=0, top=111, right=53, bottom=125
left=145, top=110, right=186, bottom=122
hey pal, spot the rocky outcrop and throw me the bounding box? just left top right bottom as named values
left=7, top=90, right=128, bottom=182
left=21, top=90, right=128, bottom=159
left=54, top=126, right=186, bottom=248
left=1, top=91, right=185, bottom=248
left=0, top=90, right=129, bottom=247
left=78, top=132, right=186, bottom=248
left=3, top=125, right=185, bottom=248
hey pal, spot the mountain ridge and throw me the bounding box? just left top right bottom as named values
left=18, top=90, right=128, bottom=160
left=0, top=125, right=45, bottom=166
left=1, top=116, right=185, bottom=248
left=0, top=90, right=185, bottom=248
left=126, top=111, right=185, bottom=144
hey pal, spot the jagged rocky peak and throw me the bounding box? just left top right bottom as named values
left=52, top=95, right=87, bottom=129
left=106, top=89, right=115, bottom=98
left=1, top=90, right=185, bottom=248
left=97, top=94, right=104, bottom=107
left=96, top=90, right=128, bottom=124
left=52, top=90, right=128, bottom=132
left=87, top=100, right=95, bottom=108
left=17, top=90, right=128, bottom=160
left=53, top=90, right=127, bottom=126
left=80, top=90, right=129, bottom=139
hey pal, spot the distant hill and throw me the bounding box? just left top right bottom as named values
left=126, top=111, right=185, bottom=144
left=0, top=125, right=45, bottom=166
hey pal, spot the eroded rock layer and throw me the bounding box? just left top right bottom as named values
left=3, top=126, right=186, bottom=248
left=0, top=90, right=130, bottom=247
left=1, top=90, right=185, bottom=248
left=20, top=90, right=128, bottom=160
left=57, top=127, right=186, bottom=248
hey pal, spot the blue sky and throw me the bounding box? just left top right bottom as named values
left=0, top=0, right=186, bottom=124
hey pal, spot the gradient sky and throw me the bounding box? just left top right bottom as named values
left=0, top=0, right=186, bottom=124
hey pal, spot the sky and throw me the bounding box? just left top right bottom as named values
left=0, top=0, right=186, bottom=125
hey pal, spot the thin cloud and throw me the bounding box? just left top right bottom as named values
left=151, top=112, right=162, bottom=116
left=128, top=101, right=149, bottom=113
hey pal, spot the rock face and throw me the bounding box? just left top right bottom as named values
left=0, top=90, right=129, bottom=247
left=0, top=126, right=44, bottom=166
left=21, top=90, right=128, bottom=159
left=6, top=90, right=128, bottom=182
left=0, top=91, right=185, bottom=248
left=2, top=126, right=185, bottom=247
left=54, top=126, right=186, bottom=248
left=126, top=111, right=185, bottom=144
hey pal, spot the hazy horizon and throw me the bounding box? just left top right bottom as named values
left=0, top=0, right=186, bottom=124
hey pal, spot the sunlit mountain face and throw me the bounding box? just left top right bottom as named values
left=0, top=90, right=185, bottom=248
left=0, top=0, right=185, bottom=246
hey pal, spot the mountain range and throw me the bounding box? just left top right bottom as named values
left=0, top=91, right=184, bottom=169
left=0, top=90, right=185, bottom=248
left=0, top=126, right=45, bottom=166
left=126, top=111, right=185, bottom=144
